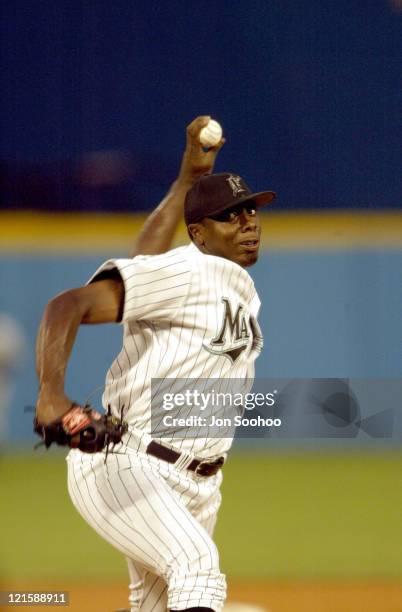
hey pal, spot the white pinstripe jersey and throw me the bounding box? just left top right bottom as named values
left=89, top=241, right=263, bottom=458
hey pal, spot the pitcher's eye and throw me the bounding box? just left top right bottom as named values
left=208, top=203, right=257, bottom=223
left=208, top=209, right=239, bottom=222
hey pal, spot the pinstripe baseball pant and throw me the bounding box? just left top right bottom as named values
left=67, top=448, right=226, bottom=611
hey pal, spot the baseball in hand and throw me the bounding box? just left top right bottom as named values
left=199, top=119, right=223, bottom=148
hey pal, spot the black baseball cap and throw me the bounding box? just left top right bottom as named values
left=184, top=172, right=276, bottom=225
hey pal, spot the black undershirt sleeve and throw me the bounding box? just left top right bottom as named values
left=89, top=267, right=125, bottom=323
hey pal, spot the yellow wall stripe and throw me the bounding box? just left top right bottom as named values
left=0, top=211, right=401, bottom=254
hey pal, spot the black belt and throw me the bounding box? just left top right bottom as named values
left=146, top=440, right=224, bottom=477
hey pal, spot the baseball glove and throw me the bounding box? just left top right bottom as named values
left=34, top=404, right=128, bottom=454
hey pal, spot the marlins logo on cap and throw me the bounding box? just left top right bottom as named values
left=226, top=175, right=246, bottom=198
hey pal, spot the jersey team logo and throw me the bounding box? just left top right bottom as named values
left=226, top=174, right=246, bottom=198
left=204, top=297, right=250, bottom=362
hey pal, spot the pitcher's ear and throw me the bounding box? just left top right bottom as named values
left=187, top=223, right=205, bottom=246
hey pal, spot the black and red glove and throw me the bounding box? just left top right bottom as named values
left=34, top=404, right=127, bottom=453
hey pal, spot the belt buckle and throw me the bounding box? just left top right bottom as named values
left=195, top=456, right=224, bottom=477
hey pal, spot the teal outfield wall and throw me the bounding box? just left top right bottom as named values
left=1, top=249, right=401, bottom=444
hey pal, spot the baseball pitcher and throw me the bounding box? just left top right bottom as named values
left=35, top=116, right=276, bottom=612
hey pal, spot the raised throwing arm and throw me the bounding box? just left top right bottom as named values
left=130, top=116, right=225, bottom=257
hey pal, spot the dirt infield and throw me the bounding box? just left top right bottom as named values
left=2, top=580, right=402, bottom=612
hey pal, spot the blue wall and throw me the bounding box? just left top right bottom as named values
left=2, top=248, right=401, bottom=443
left=1, top=0, right=401, bottom=210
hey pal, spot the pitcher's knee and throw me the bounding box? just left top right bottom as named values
left=167, top=567, right=226, bottom=612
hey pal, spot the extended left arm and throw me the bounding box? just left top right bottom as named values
left=34, top=278, right=127, bottom=453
